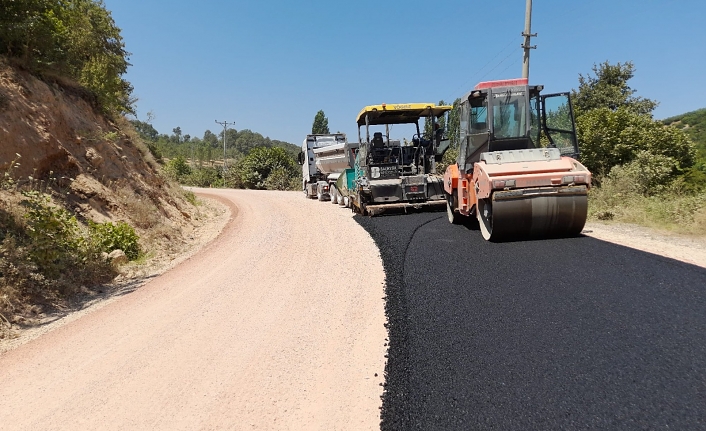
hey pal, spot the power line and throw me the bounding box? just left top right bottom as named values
left=215, top=120, right=235, bottom=174
left=479, top=49, right=520, bottom=82
left=444, top=37, right=517, bottom=102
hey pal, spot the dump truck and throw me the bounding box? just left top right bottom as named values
left=444, top=78, right=591, bottom=240
left=297, top=133, right=359, bottom=201
left=348, top=103, right=453, bottom=215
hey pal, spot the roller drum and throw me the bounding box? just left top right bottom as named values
left=478, top=187, right=588, bottom=241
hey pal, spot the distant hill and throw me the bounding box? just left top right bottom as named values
left=663, top=108, right=706, bottom=159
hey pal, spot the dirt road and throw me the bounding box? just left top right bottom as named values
left=0, top=189, right=387, bottom=430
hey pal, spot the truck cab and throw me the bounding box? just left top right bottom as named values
left=298, top=133, right=358, bottom=200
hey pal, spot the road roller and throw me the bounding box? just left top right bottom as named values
left=443, top=78, right=591, bottom=241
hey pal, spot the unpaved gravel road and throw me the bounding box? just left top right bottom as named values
left=0, top=189, right=387, bottom=431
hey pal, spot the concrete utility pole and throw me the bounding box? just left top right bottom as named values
left=215, top=120, right=235, bottom=174
left=522, top=0, right=537, bottom=79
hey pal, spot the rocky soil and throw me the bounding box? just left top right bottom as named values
left=0, top=57, right=206, bottom=333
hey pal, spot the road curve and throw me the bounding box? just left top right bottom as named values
left=355, top=212, right=706, bottom=430
left=0, top=189, right=387, bottom=431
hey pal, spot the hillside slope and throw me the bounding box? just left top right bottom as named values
left=663, top=108, right=706, bottom=157
left=0, top=58, right=207, bottom=322
left=0, top=59, right=181, bottom=221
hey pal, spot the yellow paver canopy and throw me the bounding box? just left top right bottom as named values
left=356, top=103, right=453, bottom=126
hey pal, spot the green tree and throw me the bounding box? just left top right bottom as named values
left=447, top=98, right=462, bottom=149
left=577, top=107, right=695, bottom=176
left=172, top=127, right=182, bottom=143
left=164, top=155, right=191, bottom=181
left=233, top=147, right=298, bottom=190
left=663, top=108, right=706, bottom=190
left=571, top=61, right=695, bottom=184
left=0, top=0, right=134, bottom=114
left=572, top=61, right=657, bottom=117
left=234, top=129, right=266, bottom=155
left=131, top=120, right=158, bottom=141
left=203, top=130, right=219, bottom=148
left=312, top=110, right=330, bottom=134
left=423, top=100, right=448, bottom=140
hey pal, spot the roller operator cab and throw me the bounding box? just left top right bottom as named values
left=443, top=78, right=592, bottom=241
left=351, top=103, right=453, bottom=216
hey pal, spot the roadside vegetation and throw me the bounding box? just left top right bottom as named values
left=131, top=121, right=301, bottom=191
left=0, top=0, right=134, bottom=115
left=0, top=156, right=141, bottom=328
left=0, top=1, right=190, bottom=331
left=573, top=62, right=705, bottom=235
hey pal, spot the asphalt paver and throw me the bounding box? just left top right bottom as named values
left=356, top=212, right=706, bottom=430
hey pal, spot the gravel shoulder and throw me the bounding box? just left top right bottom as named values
left=583, top=222, right=706, bottom=269
left=0, top=194, right=231, bottom=353
left=0, top=189, right=387, bottom=430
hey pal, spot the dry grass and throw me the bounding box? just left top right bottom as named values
left=114, top=116, right=161, bottom=171
left=113, top=185, right=161, bottom=229
left=588, top=184, right=706, bottom=236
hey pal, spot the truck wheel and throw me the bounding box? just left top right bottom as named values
left=342, top=196, right=349, bottom=208
left=317, top=190, right=324, bottom=201
left=330, top=187, right=338, bottom=204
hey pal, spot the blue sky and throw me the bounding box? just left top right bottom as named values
left=104, top=0, right=705, bottom=145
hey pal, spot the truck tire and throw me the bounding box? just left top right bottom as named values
left=330, top=187, right=338, bottom=204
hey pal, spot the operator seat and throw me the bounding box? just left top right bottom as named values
left=371, top=132, right=388, bottom=163
left=372, top=132, right=385, bottom=148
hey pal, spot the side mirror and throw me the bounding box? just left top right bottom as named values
left=297, top=151, right=304, bottom=165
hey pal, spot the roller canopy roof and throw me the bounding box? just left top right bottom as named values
left=356, top=103, right=453, bottom=126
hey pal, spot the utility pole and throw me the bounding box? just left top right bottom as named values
left=215, top=120, right=235, bottom=174
left=522, top=0, right=537, bottom=79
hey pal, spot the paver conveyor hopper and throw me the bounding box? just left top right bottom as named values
left=443, top=78, right=591, bottom=240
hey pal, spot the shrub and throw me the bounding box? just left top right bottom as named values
left=263, top=167, right=296, bottom=190
left=588, top=173, right=706, bottom=234
left=89, top=220, right=140, bottom=260
left=605, top=151, right=677, bottom=196
left=184, top=167, right=221, bottom=187
left=232, top=146, right=298, bottom=190
left=14, top=190, right=115, bottom=294
left=183, top=190, right=198, bottom=206
left=21, top=190, right=84, bottom=279
left=163, top=156, right=191, bottom=181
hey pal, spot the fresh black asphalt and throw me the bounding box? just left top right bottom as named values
left=355, top=212, right=706, bottom=430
